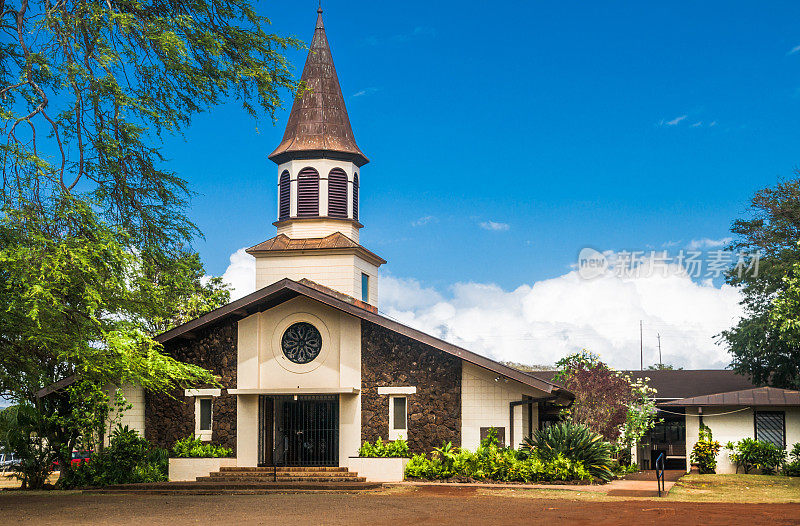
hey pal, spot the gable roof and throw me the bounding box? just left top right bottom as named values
left=659, top=386, right=800, bottom=407
left=528, top=369, right=755, bottom=400
left=156, top=278, right=571, bottom=399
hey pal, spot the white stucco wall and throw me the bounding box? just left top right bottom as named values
left=236, top=296, right=362, bottom=467
left=255, top=253, right=379, bottom=305
left=276, top=219, right=361, bottom=243
left=461, top=362, right=544, bottom=451
left=105, top=383, right=145, bottom=445
left=685, top=406, right=800, bottom=474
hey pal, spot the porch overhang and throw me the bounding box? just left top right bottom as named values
left=228, top=387, right=360, bottom=395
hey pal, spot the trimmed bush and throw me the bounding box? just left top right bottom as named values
left=783, top=443, right=800, bottom=477
left=172, top=436, right=232, bottom=458
left=690, top=425, right=721, bottom=474
left=726, top=438, right=787, bottom=475
left=522, top=422, right=614, bottom=482
left=61, top=425, right=168, bottom=488
left=358, top=437, right=410, bottom=458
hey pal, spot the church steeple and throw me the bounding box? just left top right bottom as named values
left=268, top=6, right=368, bottom=167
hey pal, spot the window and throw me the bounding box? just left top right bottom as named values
left=297, top=167, right=319, bottom=217
left=389, top=395, right=407, bottom=440
left=352, top=173, right=359, bottom=221
left=196, top=397, right=213, bottom=439
left=361, top=273, right=369, bottom=303
left=278, top=170, right=290, bottom=220
left=328, top=168, right=348, bottom=218
left=755, top=411, right=785, bottom=448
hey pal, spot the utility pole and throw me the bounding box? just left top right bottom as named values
left=639, top=320, right=643, bottom=371
left=657, top=333, right=662, bottom=368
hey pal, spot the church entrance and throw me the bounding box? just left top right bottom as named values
left=259, top=395, right=339, bottom=467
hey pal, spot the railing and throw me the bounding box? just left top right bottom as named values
left=655, top=452, right=665, bottom=497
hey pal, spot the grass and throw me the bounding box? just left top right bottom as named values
left=666, top=474, right=800, bottom=503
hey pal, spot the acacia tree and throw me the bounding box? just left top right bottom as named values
left=720, top=176, right=800, bottom=389
left=0, top=0, right=302, bottom=487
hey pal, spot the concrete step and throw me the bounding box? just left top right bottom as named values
left=198, top=476, right=367, bottom=483
left=209, top=470, right=358, bottom=478
left=218, top=466, right=348, bottom=473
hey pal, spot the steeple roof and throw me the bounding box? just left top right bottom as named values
left=269, top=8, right=368, bottom=167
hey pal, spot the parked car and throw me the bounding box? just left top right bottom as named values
left=51, top=450, right=92, bottom=471
left=0, top=453, right=20, bottom=473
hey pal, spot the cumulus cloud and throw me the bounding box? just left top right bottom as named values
left=222, top=248, right=256, bottom=300
left=687, top=237, right=732, bottom=250
left=380, top=267, right=742, bottom=370
left=479, top=221, right=510, bottom=231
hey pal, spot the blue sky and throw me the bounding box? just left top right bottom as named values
left=160, top=1, right=800, bottom=368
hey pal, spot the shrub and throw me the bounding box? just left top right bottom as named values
left=61, top=425, right=168, bottom=488
left=690, top=425, right=721, bottom=474
left=784, top=443, right=800, bottom=477
left=358, top=437, right=410, bottom=458
left=522, top=422, right=614, bottom=482
left=726, top=438, right=787, bottom=475
left=171, top=436, right=232, bottom=458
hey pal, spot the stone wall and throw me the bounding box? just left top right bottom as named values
left=361, top=320, right=461, bottom=453
left=145, top=321, right=237, bottom=454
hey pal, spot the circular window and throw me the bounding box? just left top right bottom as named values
left=281, top=322, right=323, bottom=364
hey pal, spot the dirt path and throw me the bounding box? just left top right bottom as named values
left=2, top=486, right=799, bottom=525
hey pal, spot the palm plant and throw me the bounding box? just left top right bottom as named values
left=521, top=422, right=614, bottom=482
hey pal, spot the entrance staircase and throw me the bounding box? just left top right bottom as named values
left=92, top=466, right=381, bottom=494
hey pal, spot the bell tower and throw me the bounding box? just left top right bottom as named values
left=247, top=7, right=385, bottom=306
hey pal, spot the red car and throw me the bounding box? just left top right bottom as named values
left=52, top=450, right=92, bottom=470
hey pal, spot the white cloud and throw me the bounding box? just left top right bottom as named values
left=479, top=221, right=510, bottom=232
left=665, top=115, right=688, bottom=126
left=687, top=237, right=732, bottom=250
left=379, top=267, right=742, bottom=370
left=222, top=248, right=256, bottom=300
left=353, top=87, right=379, bottom=98
left=412, top=215, right=437, bottom=227
left=789, top=45, right=800, bottom=55
left=691, top=121, right=702, bottom=128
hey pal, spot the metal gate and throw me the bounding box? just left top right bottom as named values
left=264, top=395, right=339, bottom=467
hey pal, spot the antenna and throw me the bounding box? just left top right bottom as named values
left=657, top=333, right=662, bottom=367
left=639, top=320, right=643, bottom=371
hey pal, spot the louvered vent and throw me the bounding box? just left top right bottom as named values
left=328, top=168, right=348, bottom=218
left=352, top=173, right=359, bottom=221
left=279, top=170, right=290, bottom=220
left=297, top=167, right=320, bottom=217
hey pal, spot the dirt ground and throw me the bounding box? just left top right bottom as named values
left=1, top=486, right=799, bottom=526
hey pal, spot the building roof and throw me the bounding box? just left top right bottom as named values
left=659, top=386, right=800, bottom=407
left=528, top=369, right=755, bottom=400
left=268, top=8, right=368, bottom=167
left=246, top=233, right=386, bottom=265
left=156, top=278, right=572, bottom=400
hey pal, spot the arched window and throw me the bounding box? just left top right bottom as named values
left=278, top=170, right=290, bottom=220
left=352, top=173, right=359, bottom=221
left=328, top=168, right=348, bottom=218
left=297, top=167, right=319, bottom=217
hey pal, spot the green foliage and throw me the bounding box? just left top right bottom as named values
left=691, top=425, right=722, bottom=474
left=721, top=177, right=800, bottom=389
left=172, top=436, right=232, bottom=458
left=618, top=377, right=660, bottom=454
left=0, top=404, right=57, bottom=489
left=404, top=438, right=591, bottom=483
left=358, top=437, right=410, bottom=458
left=521, top=422, right=615, bottom=482
left=784, top=443, right=800, bottom=477
left=61, top=426, right=168, bottom=488
left=726, top=438, right=788, bottom=475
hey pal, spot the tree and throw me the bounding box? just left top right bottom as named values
left=0, top=0, right=301, bottom=487
left=646, top=363, right=682, bottom=370
left=770, top=251, right=800, bottom=348
left=720, top=176, right=800, bottom=389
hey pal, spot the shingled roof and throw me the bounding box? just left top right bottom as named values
left=246, top=233, right=386, bottom=265
left=268, top=8, right=368, bottom=167
left=659, top=386, right=800, bottom=407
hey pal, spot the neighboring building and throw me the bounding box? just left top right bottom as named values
left=139, top=8, right=573, bottom=469
left=533, top=369, right=800, bottom=473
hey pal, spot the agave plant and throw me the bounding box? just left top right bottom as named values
left=521, top=422, right=614, bottom=482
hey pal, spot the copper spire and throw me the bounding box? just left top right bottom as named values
left=269, top=8, right=368, bottom=167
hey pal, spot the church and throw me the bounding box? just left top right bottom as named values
left=138, top=7, right=573, bottom=470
